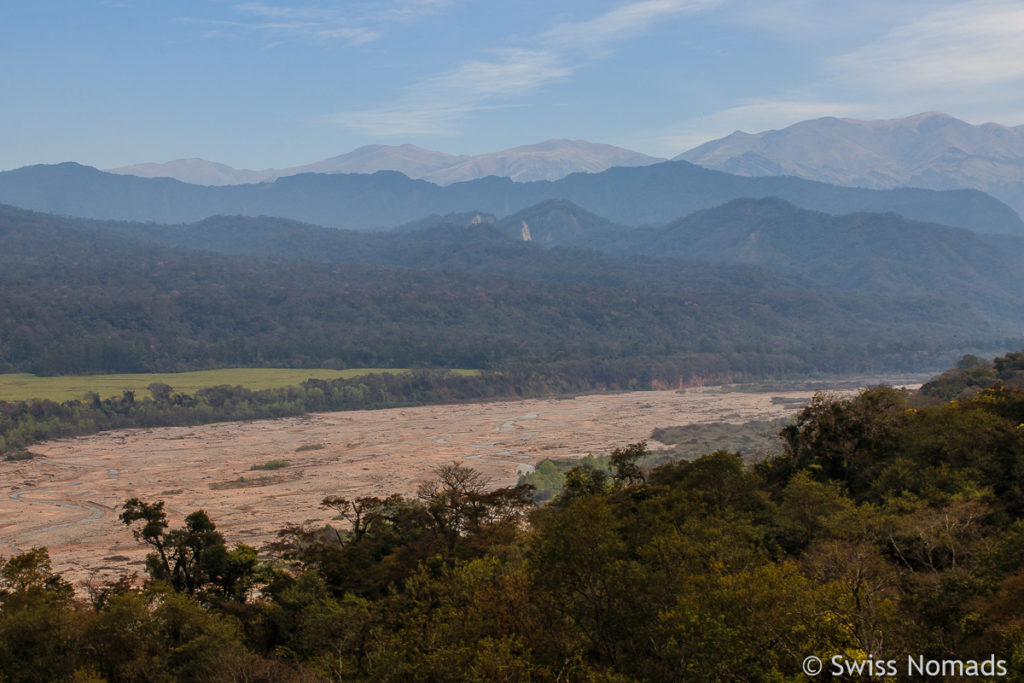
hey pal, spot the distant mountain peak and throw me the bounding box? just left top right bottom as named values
left=5, top=156, right=1021, bottom=236
left=106, top=140, right=665, bottom=187
left=678, top=112, right=1024, bottom=216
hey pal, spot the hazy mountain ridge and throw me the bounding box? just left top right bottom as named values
left=3, top=159, right=1021, bottom=235
left=58, top=193, right=1024, bottom=328
left=104, top=158, right=273, bottom=186
left=107, top=140, right=663, bottom=186
left=422, top=140, right=663, bottom=184
left=610, top=197, right=1024, bottom=319
left=679, top=112, right=1024, bottom=215
left=3, top=201, right=999, bottom=378
left=494, top=200, right=629, bottom=248
left=470, top=197, right=1024, bottom=321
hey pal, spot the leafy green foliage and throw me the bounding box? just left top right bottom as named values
left=119, top=499, right=260, bottom=601
left=251, top=459, right=291, bottom=470
left=0, top=548, right=82, bottom=682
left=519, top=454, right=609, bottom=502
left=917, top=352, right=1021, bottom=400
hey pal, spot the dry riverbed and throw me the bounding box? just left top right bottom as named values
left=0, top=381, right=918, bottom=584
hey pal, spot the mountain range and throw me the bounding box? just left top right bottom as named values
left=5, top=110, right=1024, bottom=380
left=610, top=198, right=1024, bottom=319
left=73, top=196, right=1022, bottom=325
left=107, top=140, right=665, bottom=186
left=679, top=112, right=1024, bottom=216
left=2, top=159, right=1020, bottom=235
left=101, top=113, right=1024, bottom=221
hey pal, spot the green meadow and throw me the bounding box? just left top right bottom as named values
left=0, top=368, right=420, bottom=402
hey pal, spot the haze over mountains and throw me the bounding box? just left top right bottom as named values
left=101, top=113, right=1024, bottom=221
left=679, top=112, right=1024, bottom=216
left=4, top=109, right=1024, bottom=380
left=107, top=140, right=665, bottom=186
left=2, top=158, right=1020, bottom=235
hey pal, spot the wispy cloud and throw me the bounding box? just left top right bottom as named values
left=543, top=0, right=721, bottom=53
left=718, top=0, right=926, bottom=46
left=640, top=0, right=1024, bottom=155
left=322, top=49, right=570, bottom=136
left=323, top=104, right=506, bottom=138
left=188, top=1, right=453, bottom=46
left=831, top=0, right=1024, bottom=91
left=328, top=0, right=715, bottom=137
left=418, top=49, right=573, bottom=101
left=372, top=0, right=455, bottom=24
left=236, top=0, right=453, bottom=26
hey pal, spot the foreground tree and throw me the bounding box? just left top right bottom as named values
left=0, top=548, right=86, bottom=681
left=120, top=498, right=259, bottom=600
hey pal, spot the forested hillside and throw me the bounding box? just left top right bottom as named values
left=0, top=203, right=1003, bottom=379
left=4, top=355, right=1024, bottom=680
left=74, top=198, right=1024, bottom=330
left=612, top=198, right=1024, bottom=319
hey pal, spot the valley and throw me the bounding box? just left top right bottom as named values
left=5, top=0, right=1024, bottom=675
left=0, top=380, right=918, bottom=584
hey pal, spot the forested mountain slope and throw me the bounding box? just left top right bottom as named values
left=0, top=203, right=1002, bottom=377
left=76, top=197, right=1024, bottom=327
left=609, top=198, right=1024, bottom=319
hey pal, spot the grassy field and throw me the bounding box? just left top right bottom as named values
left=0, top=368, right=424, bottom=402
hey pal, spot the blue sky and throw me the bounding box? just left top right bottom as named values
left=3, top=0, right=1024, bottom=170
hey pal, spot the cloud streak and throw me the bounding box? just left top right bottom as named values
left=543, top=0, right=720, bottom=52
left=189, top=1, right=454, bottom=46
left=641, top=0, right=1024, bottom=155
left=322, top=49, right=570, bottom=136
left=328, top=0, right=715, bottom=137
left=831, top=0, right=1024, bottom=91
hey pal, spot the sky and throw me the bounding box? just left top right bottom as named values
left=2, top=0, right=1024, bottom=171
